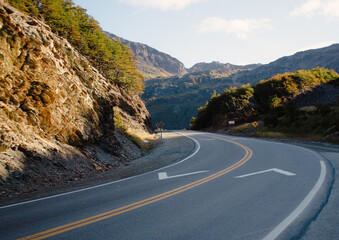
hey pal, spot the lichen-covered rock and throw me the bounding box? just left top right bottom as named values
left=0, top=2, right=153, bottom=198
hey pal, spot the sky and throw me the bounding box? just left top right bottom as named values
left=73, top=0, right=339, bottom=68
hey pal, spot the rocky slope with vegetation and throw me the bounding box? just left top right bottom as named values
left=191, top=68, right=339, bottom=143
left=143, top=63, right=259, bottom=129
left=144, top=44, right=339, bottom=130
left=0, top=0, right=153, bottom=199
left=105, top=32, right=187, bottom=80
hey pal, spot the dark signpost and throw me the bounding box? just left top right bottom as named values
left=156, top=121, right=165, bottom=139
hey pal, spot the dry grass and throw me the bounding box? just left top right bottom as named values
left=254, top=130, right=332, bottom=143
left=299, top=106, right=317, bottom=112
left=126, top=129, right=158, bottom=152
left=230, top=123, right=252, bottom=133
left=255, top=130, right=288, bottom=139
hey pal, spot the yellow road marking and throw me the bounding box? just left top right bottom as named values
left=18, top=136, right=252, bottom=240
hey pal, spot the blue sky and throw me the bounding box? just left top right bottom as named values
left=73, top=0, right=339, bottom=68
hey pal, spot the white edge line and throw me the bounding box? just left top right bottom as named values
left=156, top=131, right=201, bottom=171
left=0, top=131, right=200, bottom=210
left=262, top=160, right=327, bottom=240
left=202, top=131, right=329, bottom=240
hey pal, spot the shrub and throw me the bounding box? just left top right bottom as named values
left=192, top=67, right=339, bottom=133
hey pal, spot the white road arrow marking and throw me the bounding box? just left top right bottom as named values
left=235, top=168, right=296, bottom=178
left=158, top=171, right=209, bottom=180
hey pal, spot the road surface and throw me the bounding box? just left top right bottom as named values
left=0, top=131, right=333, bottom=240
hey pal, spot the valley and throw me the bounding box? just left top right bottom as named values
left=137, top=42, right=339, bottom=130
left=101, top=24, right=339, bottom=132
left=0, top=1, right=338, bottom=240
left=1, top=0, right=338, bottom=200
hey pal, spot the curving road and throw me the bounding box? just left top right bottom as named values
left=0, top=131, right=333, bottom=240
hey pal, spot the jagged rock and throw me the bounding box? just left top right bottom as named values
left=0, top=2, right=153, bottom=198
left=105, top=32, right=187, bottom=80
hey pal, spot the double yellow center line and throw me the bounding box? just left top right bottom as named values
left=19, top=136, right=252, bottom=240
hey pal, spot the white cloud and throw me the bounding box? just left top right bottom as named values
left=290, top=0, right=339, bottom=19
left=198, top=17, right=272, bottom=39
left=120, top=0, right=204, bottom=10
left=290, top=0, right=322, bottom=17
left=321, top=0, right=339, bottom=18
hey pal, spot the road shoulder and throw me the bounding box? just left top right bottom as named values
left=299, top=151, right=339, bottom=239
left=0, top=131, right=196, bottom=207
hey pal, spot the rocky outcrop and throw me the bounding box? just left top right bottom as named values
left=105, top=32, right=187, bottom=80
left=0, top=2, right=153, bottom=198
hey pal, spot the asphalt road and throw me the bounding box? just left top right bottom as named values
left=0, top=131, right=333, bottom=240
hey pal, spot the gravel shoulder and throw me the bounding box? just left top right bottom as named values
left=0, top=131, right=195, bottom=207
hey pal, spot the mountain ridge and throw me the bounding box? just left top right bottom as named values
left=104, top=32, right=187, bottom=80
left=143, top=43, right=339, bottom=129
left=234, top=44, right=339, bottom=84
left=189, top=61, right=261, bottom=73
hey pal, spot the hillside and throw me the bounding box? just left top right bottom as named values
left=233, top=44, right=339, bottom=84
left=143, top=63, right=259, bottom=129
left=105, top=32, right=187, bottom=80
left=144, top=44, right=339, bottom=130
left=0, top=1, right=154, bottom=198
left=191, top=68, right=339, bottom=143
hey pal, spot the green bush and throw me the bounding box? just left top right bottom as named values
left=190, top=84, right=254, bottom=129
left=192, top=67, right=339, bottom=133
left=254, top=68, right=339, bottom=111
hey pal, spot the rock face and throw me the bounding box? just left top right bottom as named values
left=0, top=2, right=152, bottom=197
left=105, top=32, right=187, bottom=80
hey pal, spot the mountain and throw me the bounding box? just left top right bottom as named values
left=0, top=2, right=153, bottom=198
left=234, top=44, right=339, bottom=84
left=105, top=32, right=187, bottom=80
left=143, top=64, right=259, bottom=129
left=189, top=61, right=261, bottom=73
left=144, top=44, right=339, bottom=130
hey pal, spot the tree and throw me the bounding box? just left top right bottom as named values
left=9, top=0, right=145, bottom=95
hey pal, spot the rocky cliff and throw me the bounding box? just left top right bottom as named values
left=105, top=32, right=187, bottom=80
left=0, top=2, right=153, bottom=198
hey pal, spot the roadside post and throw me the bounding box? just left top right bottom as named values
left=156, top=121, right=165, bottom=139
